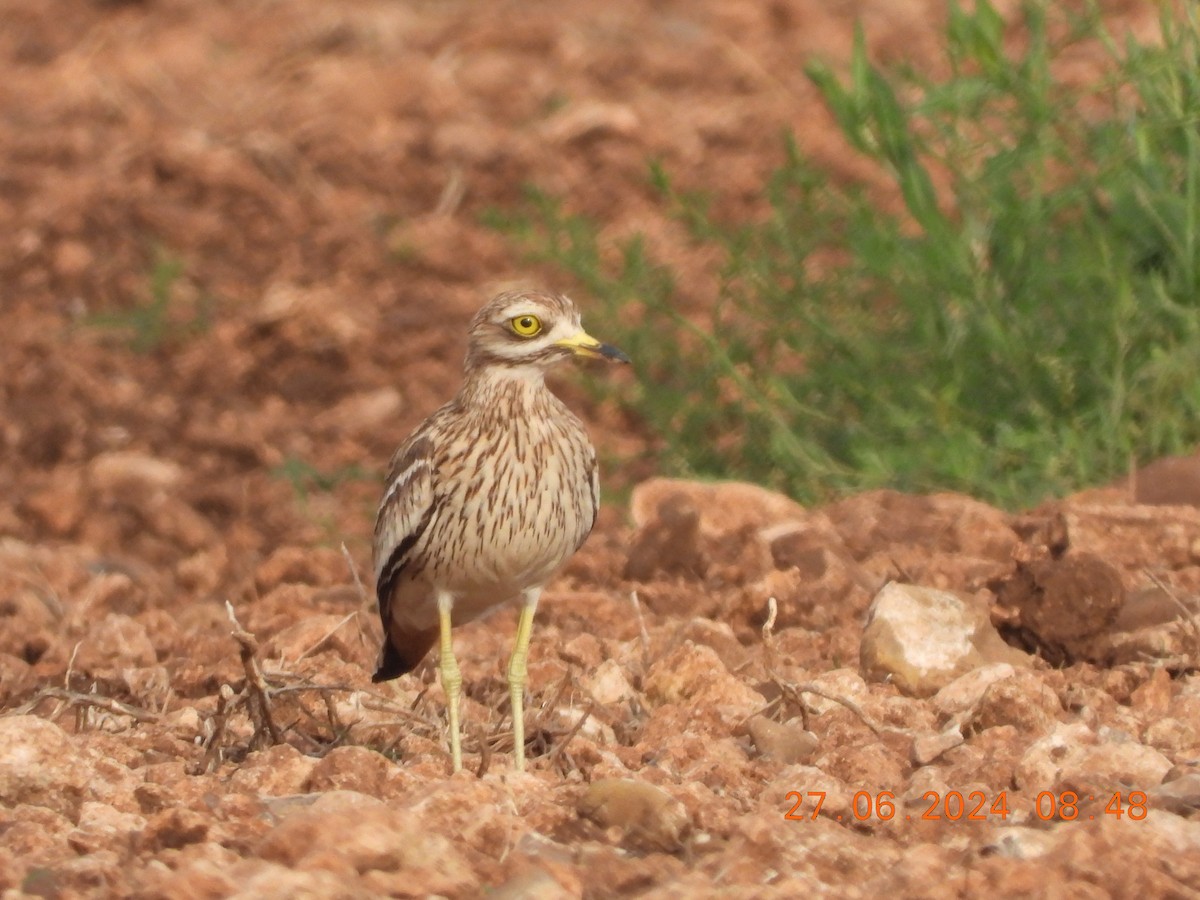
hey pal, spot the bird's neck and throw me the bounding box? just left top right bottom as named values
left=457, top=364, right=550, bottom=411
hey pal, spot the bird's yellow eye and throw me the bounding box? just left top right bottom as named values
left=510, top=314, right=542, bottom=337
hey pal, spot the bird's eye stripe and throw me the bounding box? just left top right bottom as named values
left=510, top=315, right=542, bottom=337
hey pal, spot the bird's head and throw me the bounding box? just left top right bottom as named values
left=465, top=289, right=630, bottom=373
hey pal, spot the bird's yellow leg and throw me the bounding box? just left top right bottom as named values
left=507, top=588, right=541, bottom=771
left=437, top=596, right=463, bottom=774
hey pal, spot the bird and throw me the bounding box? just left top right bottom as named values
left=371, top=288, right=629, bottom=773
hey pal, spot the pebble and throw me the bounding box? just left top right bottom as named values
left=578, top=778, right=689, bottom=851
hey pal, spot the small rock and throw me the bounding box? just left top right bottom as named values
left=580, top=658, right=637, bottom=706
left=860, top=582, right=1031, bottom=697
left=76, top=613, right=159, bottom=672
left=629, top=478, right=806, bottom=533
left=176, top=547, right=228, bottom=595
left=0, top=716, right=93, bottom=818
left=678, top=617, right=748, bottom=671
left=67, top=802, right=147, bottom=855
left=971, top=670, right=1062, bottom=735
left=541, top=101, right=640, bottom=143
left=1164, top=760, right=1200, bottom=783
left=38, top=851, right=125, bottom=898
left=1092, top=618, right=1197, bottom=667
left=643, top=642, right=764, bottom=722
left=301, top=746, right=403, bottom=797
left=139, top=495, right=216, bottom=551
left=138, top=807, right=209, bottom=852
left=257, top=792, right=475, bottom=894
left=764, top=765, right=854, bottom=822
left=229, top=744, right=319, bottom=798
left=489, top=868, right=574, bottom=900
left=983, top=826, right=1065, bottom=860
left=88, top=451, right=183, bottom=495
left=798, top=668, right=870, bottom=715
left=167, top=707, right=203, bottom=741
left=911, top=727, right=965, bottom=765
left=255, top=282, right=364, bottom=349
left=747, top=716, right=818, bottom=765
left=578, top=778, right=689, bottom=851
left=559, top=632, right=604, bottom=669
left=1143, top=717, right=1197, bottom=754
left=1130, top=667, right=1174, bottom=715
left=1149, top=774, right=1200, bottom=816
left=765, top=515, right=857, bottom=576
left=933, top=664, right=1017, bottom=718
left=1015, top=723, right=1173, bottom=793
left=0, top=804, right=73, bottom=864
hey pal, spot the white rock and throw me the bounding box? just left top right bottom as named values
left=911, top=727, right=965, bottom=766
left=860, top=582, right=1031, bottom=697
left=984, top=825, right=1066, bottom=860
left=798, top=668, right=869, bottom=715
left=581, top=659, right=637, bottom=706
left=88, top=451, right=182, bottom=493
left=933, top=664, right=1017, bottom=718
left=67, top=801, right=148, bottom=854
left=1015, top=722, right=1173, bottom=792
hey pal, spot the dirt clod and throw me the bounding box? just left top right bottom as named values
left=992, top=527, right=1128, bottom=664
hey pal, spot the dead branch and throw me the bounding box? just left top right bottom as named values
left=630, top=590, right=651, bottom=671
left=199, top=684, right=241, bottom=774
left=547, top=704, right=594, bottom=774
left=11, top=686, right=160, bottom=724
left=225, top=601, right=283, bottom=748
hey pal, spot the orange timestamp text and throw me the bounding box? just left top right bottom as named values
left=784, top=790, right=1149, bottom=823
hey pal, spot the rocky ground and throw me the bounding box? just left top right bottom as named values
left=2, top=0, right=1198, bottom=897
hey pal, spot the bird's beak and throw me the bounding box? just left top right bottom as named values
left=555, top=331, right=631, bottom=363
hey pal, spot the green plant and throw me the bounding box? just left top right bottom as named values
left=271, top=457, right=375, bottom=504
left=490, top=1, right=1200, bottom=508
left=87, top=247, right=211, bottom=352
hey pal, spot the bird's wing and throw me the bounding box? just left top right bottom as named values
left=577, top=445, right=599, bottom=552
left=373, top=431, right=437, bottom=615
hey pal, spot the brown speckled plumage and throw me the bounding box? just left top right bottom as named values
left=371, top=289, right=627, bottom=771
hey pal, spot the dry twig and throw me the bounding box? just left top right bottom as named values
left=11, top=686, right=159, bottom=724
left=546, top=703, right=594, bottom=774
left=630, top=590, right=651, bottom=671
left=225, top=601, right=283, bottom=748
left=199, top=684, right=240, bottom=774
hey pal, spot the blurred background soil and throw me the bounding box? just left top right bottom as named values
left=2, top=1, right=1198, bottom=897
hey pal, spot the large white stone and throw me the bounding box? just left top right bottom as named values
left=860, top=582, right=1031, bottom=697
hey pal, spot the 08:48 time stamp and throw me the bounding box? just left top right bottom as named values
left=784, top=790, right=1149, bottom=823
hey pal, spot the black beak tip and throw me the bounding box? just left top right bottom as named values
left=600, top=344, right=631, bottom=364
